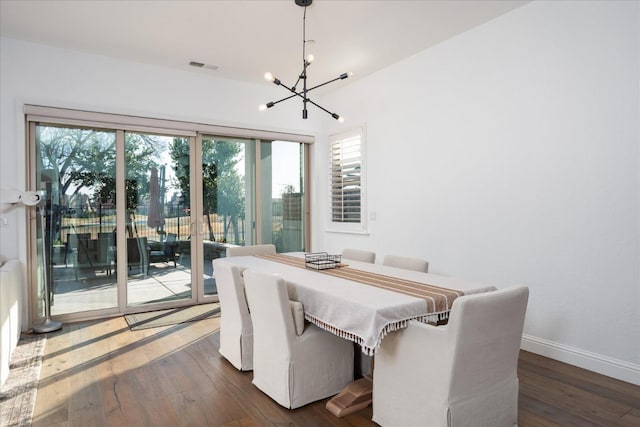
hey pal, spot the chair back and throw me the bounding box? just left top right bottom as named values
left=448, top=286, right=529, bottom=400
left=342, top=248, right=376, bottom=263
left=136, top=237, right=149, bottom=276
left=135, top=237, right=148, bottom=257
left=96, top=233, right=113, bottom=264
left=213, top=259, right=253, bottom=370
left=213, top=260, right=252, bottom=335
left=67, top=232, right=91, bottom=251
left=383, top=254, right=429, bottom=272
left=125, top=237, right=141, bottom=264
left=243, top=269, right=354, bottom=409
left=163, top=233, right=178, bottom=260
left=243, top=270, right=295, bottom=353
left=226, top=244, right=276, bottom=257
left=75, top=237, right=95, bottom=266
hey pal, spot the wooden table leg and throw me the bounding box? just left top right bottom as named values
left=325, top=377, right=372, bottom=417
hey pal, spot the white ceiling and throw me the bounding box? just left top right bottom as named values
left=0, top=0, right=529, bottom=90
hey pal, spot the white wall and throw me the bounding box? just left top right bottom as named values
left=318, top=0, right=639, bottom=384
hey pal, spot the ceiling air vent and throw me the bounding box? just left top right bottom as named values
left=189, top=61, right=218, bottom=71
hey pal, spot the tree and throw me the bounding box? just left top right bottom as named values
left=37, top=125, right=164, bottom=237
left=122, top=133, right=164, bottom=236
left=37, top=126, right=115, bottom=212
left=170, top=138, right=245, bottom=242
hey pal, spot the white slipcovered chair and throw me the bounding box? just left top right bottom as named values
left=226, top=244, right=276, bottom=257
left=382, top=254, right=429, bottom=272
left=342, top=248, right=376, bottom=264
left=373, top=285, right=529, bottom=427
left=212, top=259, right=253, bottom=371
left=243, top=269, right=354, bottom=409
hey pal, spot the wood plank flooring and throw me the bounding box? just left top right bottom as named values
left=31, top=317, right=639, bottom=426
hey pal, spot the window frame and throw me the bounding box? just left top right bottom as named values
left=327, top=125, right=368, bottom=234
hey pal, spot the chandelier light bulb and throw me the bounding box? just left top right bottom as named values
left=338, top=116, right=345, bottom=123
left=259, top=104, right=267, bottom=111
left=306, top=54, right=314, bottom=63
left=264, top=72, right=275, bottom=82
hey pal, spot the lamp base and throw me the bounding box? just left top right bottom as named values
left=33, top=318, right=63, bottom=334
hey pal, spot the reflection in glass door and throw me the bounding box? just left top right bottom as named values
left=124, top=133, right=193, bottom=307
left=201, top=137, right=252, bottom=297
left=34, top=124, right=118, bottom=316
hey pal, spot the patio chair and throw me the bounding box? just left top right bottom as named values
left=64, top=232, right=91, bottom=267
left=124, top=237, right=149, bottom=277
left=149, top=232, right=178, bottom=267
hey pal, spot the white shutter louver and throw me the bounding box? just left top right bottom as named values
left=330, top=134, right=361, bottom=223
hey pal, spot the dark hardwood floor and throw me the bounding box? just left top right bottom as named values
left=31, top=317, right=639, bottom=426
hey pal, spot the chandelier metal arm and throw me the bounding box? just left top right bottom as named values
left=306, top=73, right=350, bottom=93
left=304, top=97, right=341, bottom=120
left=266, top=93, right=298, bottom=109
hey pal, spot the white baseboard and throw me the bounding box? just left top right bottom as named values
left=521, top=334, right=640, bottom=386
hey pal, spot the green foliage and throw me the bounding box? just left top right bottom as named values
left=170, top=137, right=245, bottom=242
left=37, top=126, right=116, bottom=207
left=37, top=125, right=247, bottom=243
left=173, top=140, right=243, bottom=204
left=37, top=126, right=164, bottom=215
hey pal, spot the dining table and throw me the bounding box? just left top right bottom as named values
left=218, top=252, right=496, bottom=354
left=215, top=252, right=497, bottom=416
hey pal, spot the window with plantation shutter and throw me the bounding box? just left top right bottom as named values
left=329, top=126, right=367, bottom=233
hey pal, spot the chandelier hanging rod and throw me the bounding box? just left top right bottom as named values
left=259, top=0, right=350, bottom=122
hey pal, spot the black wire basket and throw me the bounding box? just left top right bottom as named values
left=304, top=252, right=343, bottom=270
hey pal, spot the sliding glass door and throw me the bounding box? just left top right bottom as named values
left=34, top=124, right=119, bottom=315
left=28, top=109, right=310, bottom=322
left=32, top=125, right=198, bottom=317
left=124, top=132, right=194, bottom=307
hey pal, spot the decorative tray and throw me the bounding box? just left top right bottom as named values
left=304, top=252, right=343, bottom=270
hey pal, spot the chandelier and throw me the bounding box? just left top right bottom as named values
left=259, top=0, right=350, bottom=121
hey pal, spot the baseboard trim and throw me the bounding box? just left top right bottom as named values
left=521, top=334, right=640, bottom=386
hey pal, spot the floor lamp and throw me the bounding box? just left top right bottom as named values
left=1, top=189, right=62, bottom=333
left=33, top=196, right=62, bottom=333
